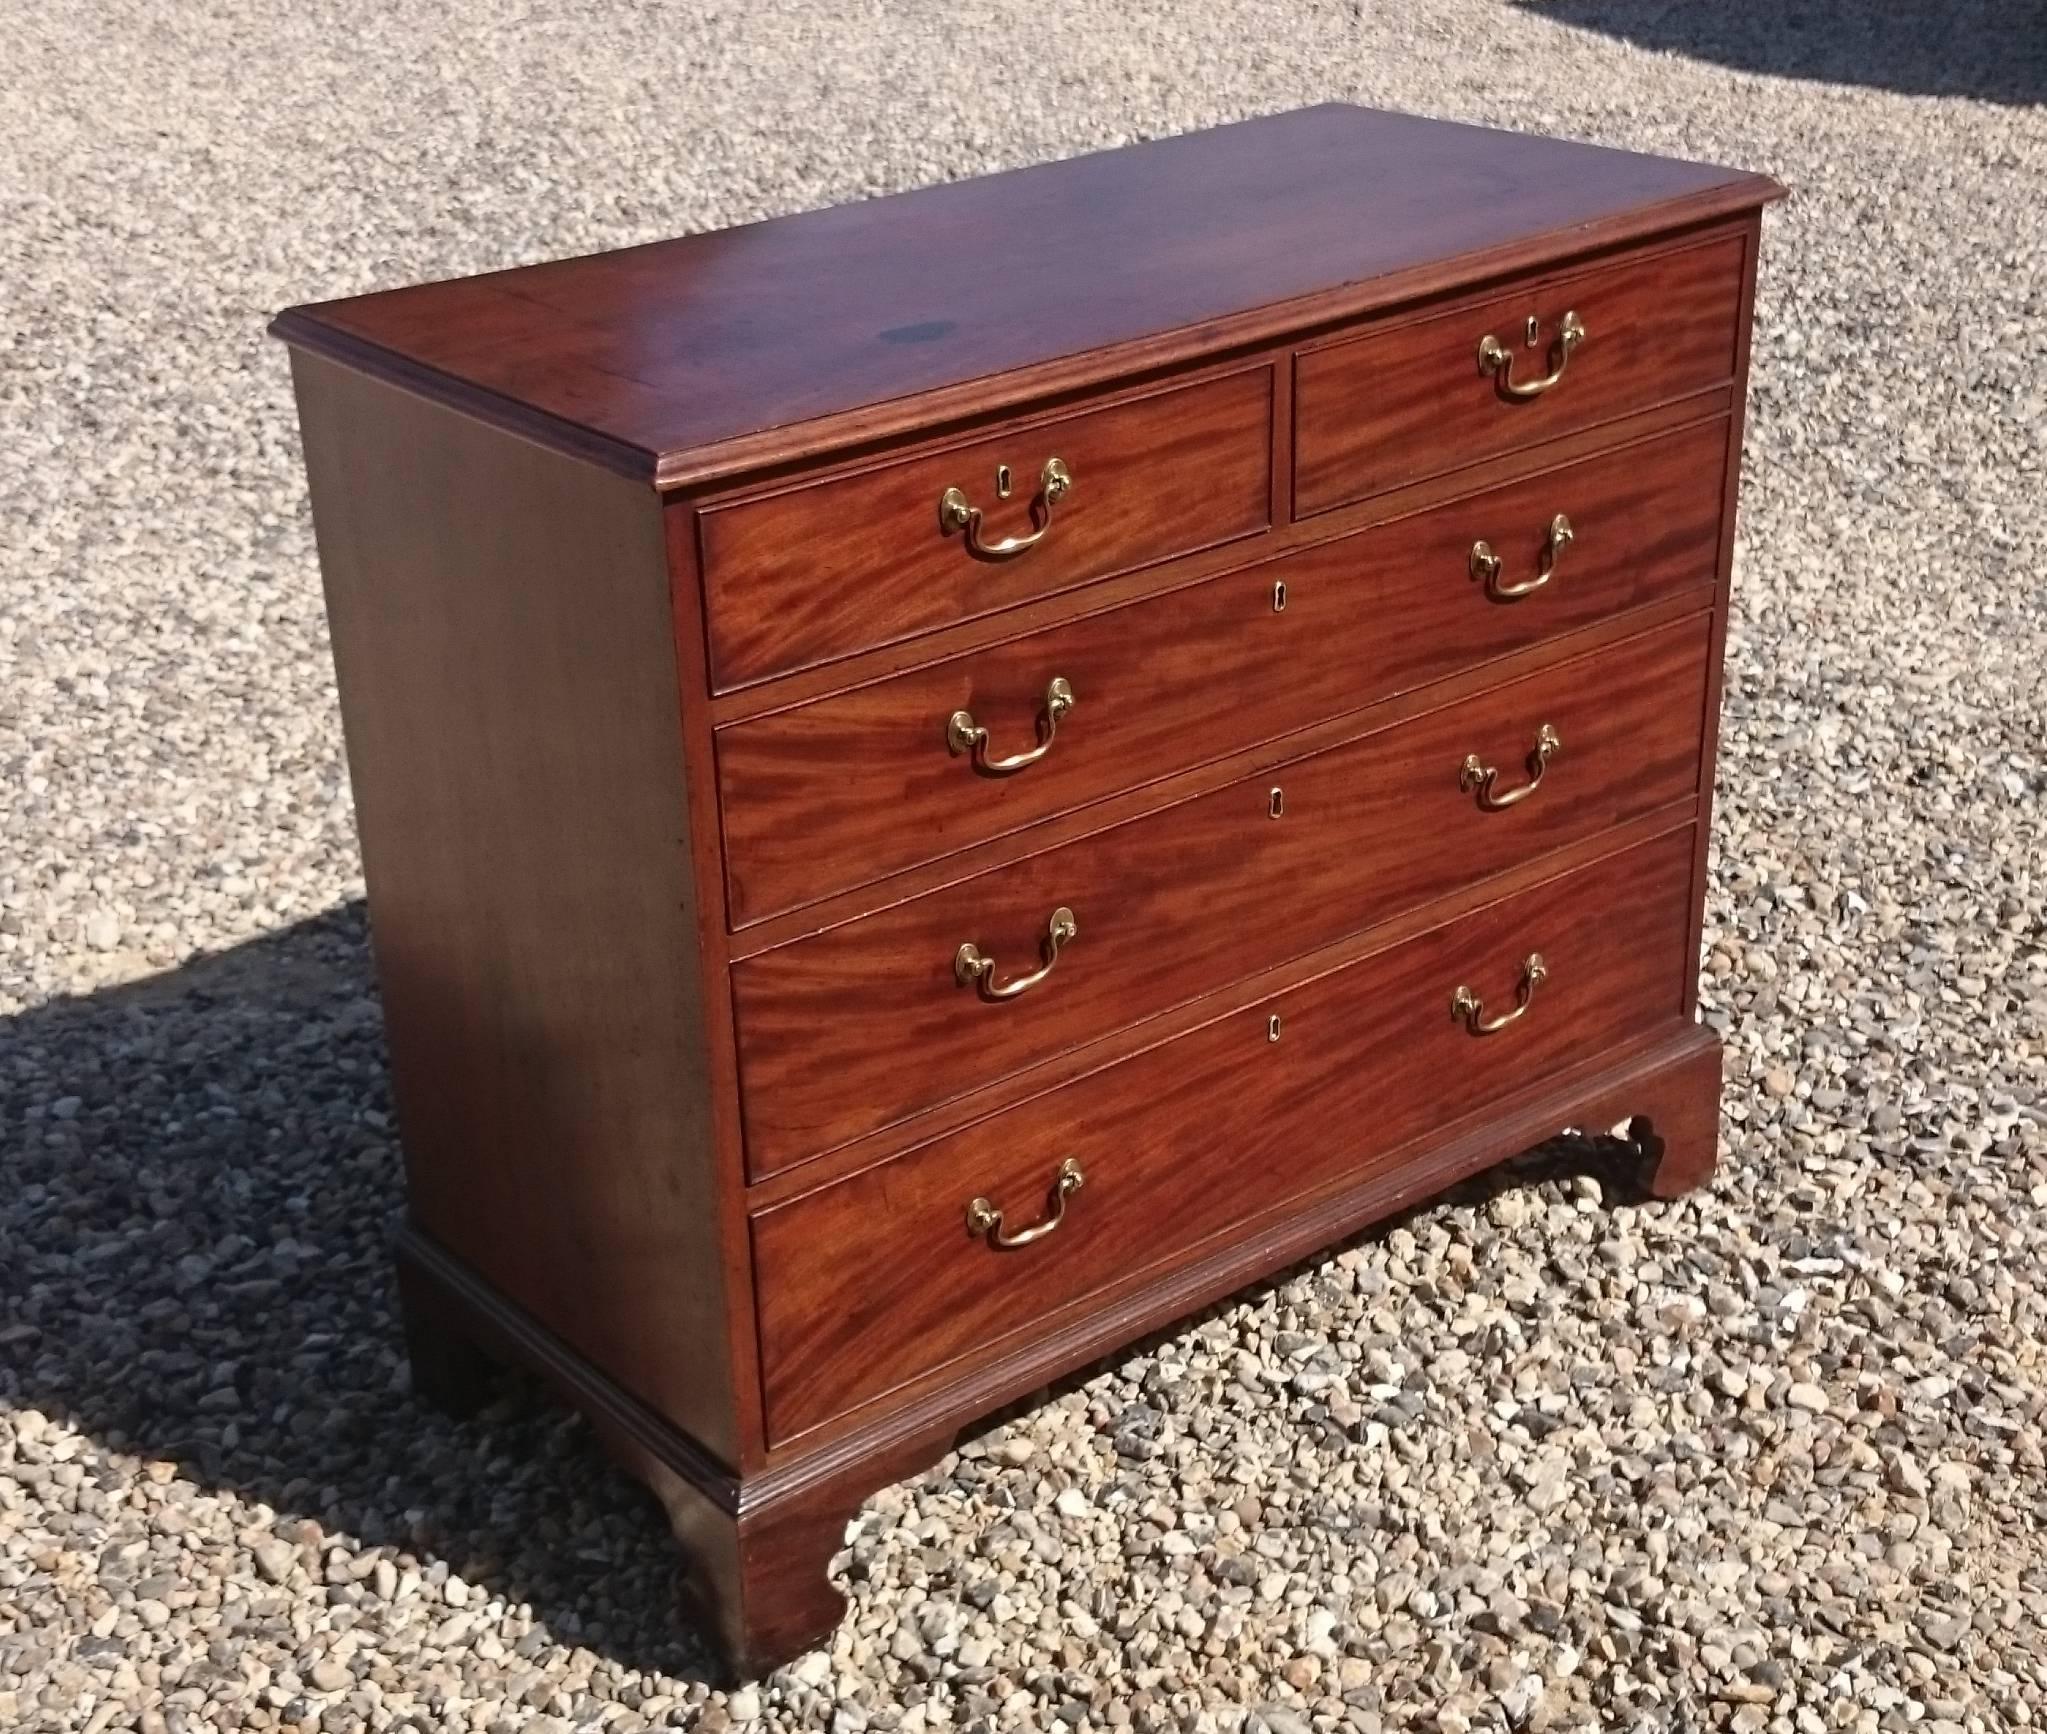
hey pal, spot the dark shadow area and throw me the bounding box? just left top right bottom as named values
left=0, top=906, right=718, bottom=1686
left=3, top=910, right=1665, bottom=1687
left=1516, top=1, right=2047, bottom=105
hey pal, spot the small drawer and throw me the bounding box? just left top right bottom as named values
left=752, top=822, right=1698, bottom=1442
left=716, top=418, right=1727, bottom=926
left=697, top=368, right=1273, bottom=689
left=1294, top=231, right=1746, bottom=518
left=730, top=611, right=1712, bottom=1178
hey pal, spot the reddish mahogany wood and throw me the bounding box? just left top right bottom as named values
left=761, top=1017, right=1725, bottom=1470
left=1294, top=231, right=1746, bottom=517
left=730, top=612, right=1712, bottom=1178
left=698, top=366, right=1272, bottom=689
left=273, top=106, right=1777, bottom=1679
left=397, top=1011, right=1724, bottom=1666
left=755, top=824, right=1698, bottom=1441
left=288, top=354, right=744, bottom=1461
left=716, top=417, right=1727, bottom=926
left=270, top=105, right=1777, bottom=489
left=661, top=484, right=772, bottom=1463
left=1688, top=216, right=1765, bottom=1017
left=707, top=389, right=1736, bottom=729
left=742, top=800, right=1699, bottom=1209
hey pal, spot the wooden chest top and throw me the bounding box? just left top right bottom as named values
left=274, top=100, right=1780, bottom=1672
left=270, top=104, right=1777, bottom=487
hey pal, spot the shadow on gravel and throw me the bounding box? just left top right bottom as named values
left=2, top=910, right=1664, bottom=1688
left=1516, top=0, right=2047, bottom=105
left=0, top=907, right=719, bottom=1686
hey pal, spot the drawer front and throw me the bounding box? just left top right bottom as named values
left=717, top=418, right=1726, bottom=926
left=698, top=369, right=1273, bottom=688
left=1294, top=232, right=1745, bottom=518
left=732, top=612, right=1711, bottom=1177
left=753, top=823, right=1699, bottom=1442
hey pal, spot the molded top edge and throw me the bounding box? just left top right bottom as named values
left=271, top=103, right=1783, bottom=489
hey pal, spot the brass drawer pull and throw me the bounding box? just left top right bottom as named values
left=1478, top=310, right=1586, bottom=399
left=947, top=676, right=1075, bottom=775
left=966, top=1158, right=1085, bottom=1249
left=1469, top=513, right=1574, bottom=601
left=1452, top=953, right=1547, bottom=1035
left=955, top=906, right=1077, bottom=1001
left=939, top=457, right=1073, bottom=559
left=1460, top=723, right=1561, bottom=811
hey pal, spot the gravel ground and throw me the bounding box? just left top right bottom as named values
left=4, top=3, right=2045, bottom=1731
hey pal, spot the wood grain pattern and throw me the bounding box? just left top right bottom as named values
left=290, top=354, right=744, bottom=1463
left=707, top=392, right=1736, bottom=729
left=716, top=417, right=1728, bottom=926
left=751, top=1016, right=1723, bottom=1472
left=740, top=799, right=1698, bottom=1208
left=1294, top=232, right=1746, bottom=516
left=698, top=367, right=1272, bottom=689
left=1688, top=216, right=1764, bottom=1018
left=272, top=105, right=1778, bottom=489
left=754, top=823, right=1698, bottom=1442
left=660, top=505, right=772, bottom=1466
left=272, top=105, right=1777, bottom=1678
left=731, top=612, right=1713, bottom=1178
left=395, top=1009, right=1723, bottom=1675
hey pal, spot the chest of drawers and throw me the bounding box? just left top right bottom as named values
left=272, top=104, right=1780, bottom=1676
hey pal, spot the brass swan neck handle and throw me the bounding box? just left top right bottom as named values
left=954, top=906, right=1077, bottom=1002
left=939, top=457, right=1073, bottom=559
left=947, top=677, right=1075, bottom=776
left=965, top=1159, right=1085, bottom=1250
left=1469, top=513, right=1574, bottom=602
left=1451, top=953, right=1548, bottom=1035
left=1460, top=723, right=1561, bottom=811
left=1478, top=310, right=1586, bottom=399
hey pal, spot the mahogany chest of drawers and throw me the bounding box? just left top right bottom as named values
left=272, top=104, right=1781, bottom=1675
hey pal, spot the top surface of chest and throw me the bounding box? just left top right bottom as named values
left=270, top=104, right=1776, bottom=485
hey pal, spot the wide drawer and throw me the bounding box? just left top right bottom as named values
left=717, top=418, right=1727, bottom=926
left=753, top=822, right=1699, bottom=1442
left=1293, top=231, right=1745, bottom=518
left=731, top=611, right=1711, bottom=1177
left=697, top=368, right=1273, bottom=689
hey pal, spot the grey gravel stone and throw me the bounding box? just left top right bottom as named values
left=306, top=1659, right=352, bottom=1695
left=251, top=1539, right=297, bottom=1585
left=6, top=4, right=2047, bottom=1732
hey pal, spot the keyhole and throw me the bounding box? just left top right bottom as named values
left=1268, top=1014, right=1283, bottom=1043
left=1524, top=315, right=1541, bottom=349
left=1269, top=787, right=1285, bottom=819
left=995, top=464, right=1012, bottom=499
left=1272, top=579, right=1287, bottom=613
